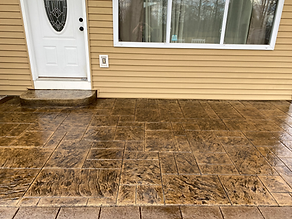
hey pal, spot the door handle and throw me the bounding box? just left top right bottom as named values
left=79, top=27, right=84, bottom=31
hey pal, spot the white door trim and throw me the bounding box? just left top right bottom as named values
left=34, top=80, right=92, bottom=89
left=20, top=0, right=92, bottom=90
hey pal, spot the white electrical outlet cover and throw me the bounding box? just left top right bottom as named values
left=99, top=55, right=109, bottom=68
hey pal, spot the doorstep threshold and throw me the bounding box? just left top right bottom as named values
left=20, top=89, right=97, bottom=107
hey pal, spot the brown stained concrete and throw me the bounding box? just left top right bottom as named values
left=2, top=206, right=292, bottom=219
left=0, top=96, right=7, bottom=102
left=0, top=97, right=292, bottom=212
left=20, top=90, right=97, bottom=106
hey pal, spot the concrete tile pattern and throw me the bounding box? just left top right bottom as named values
left=221, top=207, right=264, bottom=219
left=0, top=98, right=292, bottom=209
left=2, top=206, right=292, bottom=219
left=259, top=206, right=292, bottom=219
left=141, top=206, right=181, bottom=219
left=0, top=207, right=18, bottom=219
left=13, top=207, right=59, bottom=219
left=181, top=206, right=223, bottom=219
left=99, top=206, right=140, bottom=219
left=58, top=207, right=100, bottom=219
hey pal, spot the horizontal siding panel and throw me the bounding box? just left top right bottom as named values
left=90, top=54, right=292, bottom=62
left=0, top=91, right=24, bottom=95
left=0, top=25, right=25, bottom=32
left=280, top=19, right=292, bottom=25
left=90, top=34, right=113, bottom=41
left=0, top=57, right=29, bottom=63
left=0, top=5, right=20, bottom=12
left=96, top=88, right=291, bottom=95
left=0, top=86, right=30, bottom=90
left=91, top=64, right=292, bottom=73
left=278, top=26, right=292, bottom=32
left=0, top=63, right=31, bottom=69
left=0, top=18, right=23, bottom=25
left=0, top=68, right=31, bottom=74
left=0, top=51, right=28, bottom=57
left=93, top=71, right=292, bottom=79
left=89, top=27, right=113, bottom=34
left=87, top=1, right=112, bottom=8
left=283, top=6, right=292, bottom=11
left=282, top=12, right=292, bottom=19
left=0, top=74, right=31, bottom=80
left=89, top=21, right=113, bottom=28
left=0, top=32, right=27, bottom=38
left=0, top=38, right=26, bottom=45
left=88, top=7, right=112, bottom=15
left=277, top=32, right=292, bottom=38
left=0, top=44, right=29, bottom=51
left=92, top=60, right=292, bottom=68
left=94, top=84, right=292, bottom=93
left=0, top=86, right=31, bottom=92
left=94, top=77, right=292, bottom=87
left=98, top=93, right=292, bottom=100
left=274, top=45, right=292, bottom=50
left=93, top=76, right=292, bottom=83
left=275, top=38, right=292, bottom=44
left=92, top=47, right=292, bottom=56
left=0, top=0, right=19, bottom=4
left=0, top=80, right=32, bottom=86
left=88, top=14, right=112, bottom=21
left=0, top=12, right=22, bottom=19
left=91, top=38, right=112, bottom=44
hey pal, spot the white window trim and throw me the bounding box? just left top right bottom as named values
left=113, top=0, right=285, bottom=50
left=220, top=0, right=231, bottom=44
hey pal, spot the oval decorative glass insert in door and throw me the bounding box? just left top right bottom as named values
left=44, top=0, right=67, bottom=32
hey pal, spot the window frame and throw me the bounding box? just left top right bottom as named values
left=113, top=0, right=285, bottom=50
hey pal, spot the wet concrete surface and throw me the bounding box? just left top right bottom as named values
left=0, top=97, right=292, bottom=217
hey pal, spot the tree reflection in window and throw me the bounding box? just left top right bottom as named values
left=118, top=0, right=279, bottom=45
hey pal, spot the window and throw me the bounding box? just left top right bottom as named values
left=113, top=0, right=284, bottom=50
left=44, top=0, right=67, bottom=32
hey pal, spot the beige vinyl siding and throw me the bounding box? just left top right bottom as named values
left=1, top=0, right=291, bottom=99
left=88, top=0, right=292, bottom=100
left=0, top=0, right=33, bottom=95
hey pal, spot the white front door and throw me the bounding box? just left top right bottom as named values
left=21, top=0, right=91, bottom=89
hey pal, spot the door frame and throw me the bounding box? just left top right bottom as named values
left=20, top=0, right=92, bottom=90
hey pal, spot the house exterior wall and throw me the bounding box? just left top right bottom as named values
left=0, top=0, right=33, bottom=95
left=0, top=0, right=292, bottom=100
left=89, top=0, right=292, bottom=100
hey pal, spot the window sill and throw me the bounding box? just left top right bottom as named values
left=114, top=42, right=275, bottom=51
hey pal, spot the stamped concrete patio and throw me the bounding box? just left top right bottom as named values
left=0, top=97, right=292, bottom=218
